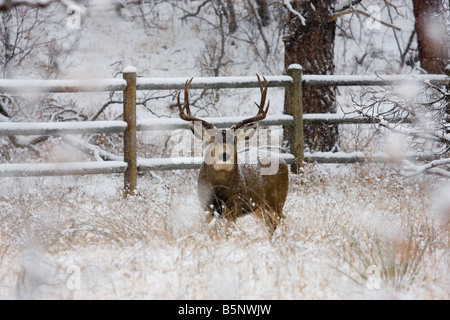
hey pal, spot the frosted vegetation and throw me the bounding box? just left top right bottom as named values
left=0, top=1, right=449, bottom=299
left=0, top=167, right=448, bottom=299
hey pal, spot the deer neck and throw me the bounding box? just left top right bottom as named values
left=205, top=162, right=239, bottom=184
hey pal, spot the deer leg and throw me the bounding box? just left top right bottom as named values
left=222, top=203, right=238, bottom=236
left=252, top=208, right=277, bottom=236
left=205, top=211, right=214, bottom=224
left=267, top=208, right=286, bottom=226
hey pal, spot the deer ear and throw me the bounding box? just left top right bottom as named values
left=234, top=122, right=258, bottom=141
left=190, top=121, right=215, bottom=143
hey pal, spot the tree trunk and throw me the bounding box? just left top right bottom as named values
left=1, top=10, right=13, bottom=78
left=256, top=0, right=270, bottom=27
left=283, top=0, right=338, bottom=152
left=224, top=0, right=237, bottom=34
left=412, top=0, right=449, bottom=74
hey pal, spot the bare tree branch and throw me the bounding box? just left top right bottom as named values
left=330, top=9, right=401, bottom=31
left=180, top=0, right=210, bottom=20
left=353, top=80, right=450, bottom=178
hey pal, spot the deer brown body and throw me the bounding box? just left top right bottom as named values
left=177, top=76, right=289, bottom=234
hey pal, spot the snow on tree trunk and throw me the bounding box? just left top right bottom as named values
left=283, top=0, right=338, bottom=152
left=412, top=0, right=449, bottom=74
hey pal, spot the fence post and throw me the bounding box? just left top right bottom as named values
left=123, top=67, right=137, bottom=197
left=287, top=64, right=305, bottom=174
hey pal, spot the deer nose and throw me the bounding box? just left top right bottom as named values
left=221, top=153, right=230, bottom=162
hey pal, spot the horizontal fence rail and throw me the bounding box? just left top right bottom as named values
left=302, top=74, right=449, bottom=87
left=0, top=113, right=414, bottom=136
left=0, top=161, right=128, bottom=177
left=0, top=114, right=409, bottom=136
left=0, top=152, right=438, bottom=178
left=0, top=121, right=128, bottom=136
left=3, top=74, right=446, bottom=93
left=304, top=152, right=439, bottom=164
left=0, top=79, right=127, bottom=93
left=1, top=65, right=449, bottom=195
left=136, top=76, right=293, bottom=90
left=0, top=154, right=297, bottom=178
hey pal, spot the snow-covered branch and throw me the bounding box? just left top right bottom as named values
left=330, top=8, right=401, bottom=31
left=281, top=0, right=306, bottom=26
left=352, top=78, right=450, bottom=178
left=403, top=159, right=450, bottom=178
left=62, top=136, right=122, bottom=162
left=334, top=0, right=363, bottom=13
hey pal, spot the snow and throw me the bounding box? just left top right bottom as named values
left=306, top=151, right=365, bottom=159
left=302, top=113, right=376, bottom=124
left=0, top=153, right=295, bottom=177
left=283, top=0, right=306, bottom=26
left=138, top=153, right=295, bottom=171
left=123, top=66, right=137, bottom=74
left=0, top=115, right=292, bottom=136
left=0, top=121, right=127, bottom=136
left=0, top=79, right=126, bottom=93
left=0, top=161, right=127, bottom=177
left=136, top=76, right=293, bottom=90
left=138, top=157, right=204, bottom=171
left=0, top=114, right=9, bottom=122
left=303, top=151, right=439, bottom=164
left=288, top=64, right=303, bottom=71
left=403, top=158, right=450, bottom=178
left=0, top=166, right=447, bottom=300
left=303, top=74, right=449, bottom=86
left=137, top=115, right=294, bottom=131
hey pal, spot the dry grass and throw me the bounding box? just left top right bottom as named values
left=0, top=165, right=448, bottom=299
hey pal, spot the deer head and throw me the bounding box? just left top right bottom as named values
left=177, top=75, right=270, bottom=173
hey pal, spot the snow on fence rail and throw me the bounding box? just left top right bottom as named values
left=0, top=114, right=410, bottom=136
left=1, top=153, right=437, bottom=178
left=1, top=65, right=449, bottom=195
left=0, top=79, right=127, bottom=93
left=1, top=74, right=446, bottom=93
left=0, top=116, right=294, bottom=136
left=302, top=74, right=449, bottom=87
left=0, top=161, right=128, bottom=178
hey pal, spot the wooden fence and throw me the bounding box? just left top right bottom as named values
left=0, top=65, right=449, bottom=195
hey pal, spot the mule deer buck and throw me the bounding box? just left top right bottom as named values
left=177, top=75, right=289, bottom=234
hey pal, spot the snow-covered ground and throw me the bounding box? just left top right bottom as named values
left=0, top=165, right=448, bottom=299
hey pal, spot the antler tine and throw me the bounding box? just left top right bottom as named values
left=232, top=74, right=270, bottom=130
left=177, top=78, right=193, bottom=119
left=177, top=78, right=215, bottom=130
left=255, top=75, right=266, bottom=108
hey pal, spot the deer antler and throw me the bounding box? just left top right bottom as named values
left=231, top=74, right=270, bottom=130
left=177, top=78, right=215, bottom=130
